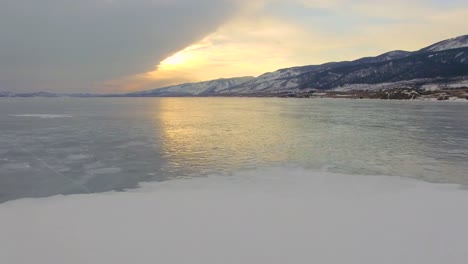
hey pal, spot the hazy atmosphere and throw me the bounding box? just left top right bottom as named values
left=2, top=1, right=468, bottom=263
left=2, top=0, right=468, bottom=93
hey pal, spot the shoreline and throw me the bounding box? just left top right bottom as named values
left=1, top=95, right=468, bottom=102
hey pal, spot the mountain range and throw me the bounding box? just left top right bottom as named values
left=1, top=35, right=468, bottom=97
left=127, top=77, right=254, bottom=97
left=217, top=35, right=468, bottom=95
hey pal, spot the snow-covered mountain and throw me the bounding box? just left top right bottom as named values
left=350, top=50, right=412, bottom=65
left=127, top=77, right=254, bottom=96
left=216, top=50, right=416, bottom=95
left=0, top=91, right=61, bottom=97
left=218, top=35, right=468, bottom=95
left=419, top=35, right=468, bottom=53
left=0, top=91, right=16, bottom=97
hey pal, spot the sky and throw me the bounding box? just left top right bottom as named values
left=1, top=0, right=468, bottom=93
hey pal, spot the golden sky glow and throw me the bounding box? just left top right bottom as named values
left=2, top=0, right=468, bottom=93
left=101, top=0, right=468, bottom=93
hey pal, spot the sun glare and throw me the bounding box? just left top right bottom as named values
left=160, top=52, right=191, bottom=68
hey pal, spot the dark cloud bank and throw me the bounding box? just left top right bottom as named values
left=0, top=0, right=239, bottom=92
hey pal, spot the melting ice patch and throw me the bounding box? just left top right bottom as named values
left=9, top=114, right=73, bottom=118
left=1, top=167, right=468, bottom=264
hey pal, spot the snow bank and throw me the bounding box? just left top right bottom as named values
left=1, top=167, right=467, bottom=264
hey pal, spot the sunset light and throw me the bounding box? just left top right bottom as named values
left=160, top=52, right=193, bottom=69
left=2, top=1, right=468, bottom=263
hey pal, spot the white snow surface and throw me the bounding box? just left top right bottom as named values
left=1, top=167, right=468, bottom=264
left=332, top=78, right=468, bottom=92
left=333, top=79, right=433, bottom=92
left=447, top=79, right=468, bottom=88
left=421, top=79, right=468, bottom=91
left=423, top=35, right=468, bottom=52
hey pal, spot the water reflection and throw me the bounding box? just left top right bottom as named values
left=154, top=99, right=468, bottom=184
left=155, top=98, right=297, bottom=177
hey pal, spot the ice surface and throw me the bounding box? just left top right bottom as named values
left=87, top=167, right=122, bottom=174
left=65, top=154, right=92, bottom=161
left=2, top=98, right=468, bottom=202
left=1, top=167, right=467, bottom=264
left=9, top=114, right=73, bottom=118
left=1, top=162, right=31, bottom=170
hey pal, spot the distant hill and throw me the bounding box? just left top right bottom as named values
left=126, top=77, right=254, bottom=97
left=419, top=35, right=468, bottom=52
left=218, top=35, right=468, bottom=95
left=0, top=91, right=61, bottom=97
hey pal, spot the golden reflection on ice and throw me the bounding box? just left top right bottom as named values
left=154, top=98, right=296, bottom=173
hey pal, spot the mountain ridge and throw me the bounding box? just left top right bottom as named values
left=217, top=35, right=468, bottom=95
left=1, top=34, right=468, bottom=97
left=126, top=76, right=254, bottom=97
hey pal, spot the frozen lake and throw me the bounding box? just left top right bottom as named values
left=2, top=97, right=468, bottom=264
left=1, top=97, right=467, bottom=202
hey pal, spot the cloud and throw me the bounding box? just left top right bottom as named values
left=111, top=0, right=468, bottom=92
left=2, top=0, right=467, bottom=93
left=107, top=16, right=314, bottom=92
left=0, top=0, right=241, bottom=92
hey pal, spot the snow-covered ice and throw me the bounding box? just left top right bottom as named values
left=1, top=167, right=467, bottom=264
